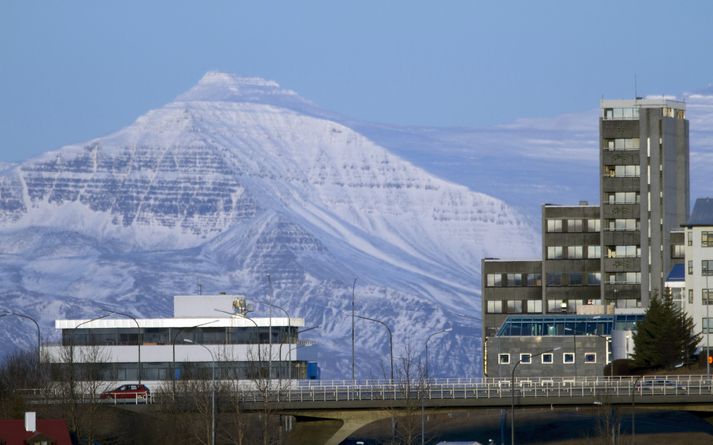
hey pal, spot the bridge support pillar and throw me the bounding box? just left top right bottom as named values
left=285, top=409, right=393, bottom=445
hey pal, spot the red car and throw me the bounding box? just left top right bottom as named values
left=100, top=384, right=150, bottom=401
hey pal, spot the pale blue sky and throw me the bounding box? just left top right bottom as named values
left=2, top=0, right=713, bottom=162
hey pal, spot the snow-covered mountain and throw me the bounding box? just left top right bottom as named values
left=0, top=72, right=539, bottom=378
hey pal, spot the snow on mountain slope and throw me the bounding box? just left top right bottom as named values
left=355, top=92, right=713, bottom=227
left=0, top=72, right=538, bottom=377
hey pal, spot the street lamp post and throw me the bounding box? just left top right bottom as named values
left=355, top=315, right=393, bottom=382
left=511, top=347, right=560, bottom=445
left=631, top=375, right=643, bottom=445
left=0, top=312, right=42, bottom=369
left=184, top=339, right=216, bottom=445
left=352, top=277, right=357, bottom=382
left=267, top=275, right=274, bottom=382
left=422, top=327, right=452, bottom=445
left=172, top=320, right=219, bottom=396
left=100, top=308, right=142, bottom=384
left=259, top=300, right=292, bottom=382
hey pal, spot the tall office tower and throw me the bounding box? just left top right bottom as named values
left=600, top=99, right=689, bottom=308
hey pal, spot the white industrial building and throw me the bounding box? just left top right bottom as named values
left=684, top=198, right=713, bottom=352
left=42, top=294, right=310, bottom=386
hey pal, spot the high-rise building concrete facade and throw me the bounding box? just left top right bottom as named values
left=599, top=99, right=689, bottom=309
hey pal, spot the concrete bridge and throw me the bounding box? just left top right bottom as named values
left=234, top=375, right=713, bottom=445
left=27, top=375, right=713, bottom=445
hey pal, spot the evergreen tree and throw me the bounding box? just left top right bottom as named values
left=632, top=292, right=700, bottom=370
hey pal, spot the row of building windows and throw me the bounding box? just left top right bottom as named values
left=606, top=219, right=639, bottom=232
left=546, top=245, right=601, bottom=260
left=606, top=192, right=640, bottom=205
left=602, top=107, right=639, bottom=120
left=62, top=326, right=298, bottom=346
left=485, top=273, right=542, bottom=287
left=605, top=165, right=640, bottom=178
left=607, top=272, right=641, bottom=285
left=498, top=352, right=597, bottom=365
left=48, top=360, right=304, bottom=381
left=687, top=260, right=713, bottom=276
left=487, top=299, right=543, bottom=314
left=606, top=245, right=641, bottom=258
left=603, top=137, right=640, bottom=150
left=546, top=219, right=600, bottom=233
left=546, top=272, right=601, bottom=287
left=687, top=231, right=713, bottom=247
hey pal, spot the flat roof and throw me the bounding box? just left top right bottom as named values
left=55, top=316, right=303, bottom=330
left=601, top=98, right=685, bottom=110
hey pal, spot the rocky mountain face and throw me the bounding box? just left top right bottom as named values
left=0, top=72, right=538, bottom=378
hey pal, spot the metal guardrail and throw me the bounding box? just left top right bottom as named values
left=16, top=375, right=713, bottom=406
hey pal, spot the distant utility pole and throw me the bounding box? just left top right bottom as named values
left=352, top=277, right=357, bottom=382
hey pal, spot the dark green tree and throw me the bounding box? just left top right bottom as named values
left=632, top=293, right=700, bottom=370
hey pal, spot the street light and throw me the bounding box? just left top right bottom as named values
left=355, top=315, right=393, bottom=382
left=184, top=339, right=216, bottom=445
left=422, top=327, right=452, bottom=445
left=425, top=327, right=452, bottom=379
left=100, top=308, right=142, bottom=384
left=352, top=277, right=357, bottom=382
left=258, top=300, right=292, bottom=382
left=172, top=320, right=219, bottom=396
left=0, top=312, right=41, bottom=369
left=511, top=347, right=560, bottom=445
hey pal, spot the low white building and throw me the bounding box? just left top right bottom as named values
left=42, top=294, right=309, bottom=385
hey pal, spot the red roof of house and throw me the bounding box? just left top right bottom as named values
left=0, top=419, right=72, bottom=445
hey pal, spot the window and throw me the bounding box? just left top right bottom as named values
left=615, top=245, right=640, bottom=258
left=526, top=299, right=542, bottom=313
left=704, top=318, right=713, bottom=334
left=704, top=289, right=713, bottom=305
left=689, top=289, right=694, bottom=304
left=605, top=165, right=640, bottom=177
left=606, top=192, right=639, bottom=204
left=607, top=219, right=638, bottom=231
left=519, top=353, right=532, bottom=364
left=584, top=353, right=597, bottom=364
left=547, top=219, right=563, bottom=233
left=546, top=272, right=563, bottom=287
left=587, top=245, right=601, bottom=259
left=567, top=219, right=583, bottom=232
left=487, top=300, right=503, bottom=314
left=526, top=273, right=542, bottom=287
left=703, top=260, right=713, bottom=276
left=547, top=299, right=562, bottom=313
left=704, top=232, right=713, bottom=247
left=547, top=246, right=564, bottom=259
left=506, top=273, right=522, bottom=287
left=608, top=272, right=641, bottom=284
left=688, top=231, right=693, bottom=246
left=587, top=219, right=601, bottom=232
left=603, top=137, right=640, bottom=148
left=507, top=300, right=523, bottom=313
left=567, top=246, right=583, bottom=259
left=587, top=272, right=601, bottom=285
left=569, top=272, right=583, bottom=286
left=563, top=353, right=575, bottom=364
left=688, top=260, right=694, bottom=275
left=486, top=274, right=503, bottom=287
left=671, top=244, right=685, bottom=259
left=541, top=353, right=553, bottom=364
left=498, top=353, right=510, bottom=364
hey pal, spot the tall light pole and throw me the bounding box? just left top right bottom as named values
left=100, top=308, right=142, bottom=384
left=0, top=312, right=41, bottom=368
left=172, top=320, right=219, bottom=396
left=352, top=277, right=357, bottom=382
left=422, top=327, right=452, bottom=445
left=425, top=327, right=452, bottom=379
left=259, top=300, right=292, bottom=382
left=184, top=339, right=216, bottom=445
left=356, top=315, right=393, bottom=382
left=267, top=275, right=274, bottom=382
left=511, top=347, right=560, bottom=445
left=70, top=314, right=110, bottom=389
